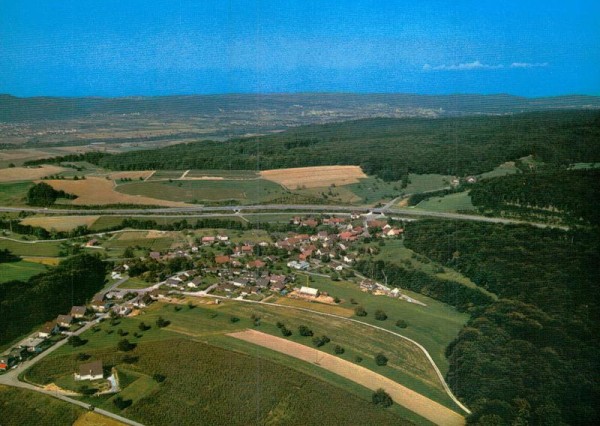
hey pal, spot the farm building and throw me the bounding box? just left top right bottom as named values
left=75, top=360, right=104, bottom=381
left=299, top=286, right=319, bottom=297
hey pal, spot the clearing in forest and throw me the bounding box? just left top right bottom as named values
left=260, top=165, right=367, bottom=189
left=229, top=329, right=465, bottom=426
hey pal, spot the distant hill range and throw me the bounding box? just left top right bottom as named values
left=1, top=93, right=599, bottom=123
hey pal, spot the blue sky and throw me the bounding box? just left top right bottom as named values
left=1, top=1, right=598, bottom=97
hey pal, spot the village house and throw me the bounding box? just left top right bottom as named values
left=247, top=259, right=266, bottom=269
left=132, top=293, right=153, bottom=308
left=56, top=315, right=73, bottom=328
left=202, top=236, right=216, bottom=245
left=149, top=251, right=162, bottom=260
left=188, top=276, right=203, bottom=288
left=215, top=255, right=230, bottom=265
left=287, top=260, right=310, bottom=270
left=91, top=295, right=110, bottom=313
left=23, top=337, right=45, bottom=353
left=75, top=360, right=104, bottom=381
left=70, top=306, right=87, bottom=319
left=270, top=281, right=287, bottom=292
left=231, top=277, right=251, bottom=287
left=216, top=234, right=229, bottom=241
left=38, top=321, right=59, bottom=338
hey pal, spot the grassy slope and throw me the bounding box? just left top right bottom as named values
left=0, top=260, right=47, bottom=282
left=25, top=333, right=419, bottom=425
left=0, top=385, right=84, bottom=426
left=0, top=181, right=31, bottom=206
left=414, top=191, right=475, bottom=212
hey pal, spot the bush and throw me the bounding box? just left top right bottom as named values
left=355, top=356, right=363, bottom=363
left=375, top=353, right=388, bottom=366
left=374, top=309, right=388, bottom=321
left=230, top=316, right=240, bottom=323
left=312, top=335, right=331, bottom=347
left=138, top=322, right=150, bottom=331
left=395, top=319, right=408, bottom=328
left=156, top=316, right=170, bottom=328
left=76, top=352, right=90, bottom=361
left=354, top=306, right=367, bottom=317
left=68, top=335, right=86, bottom=347
left=280, top=326, right=292, bottom=337
left=350, top=298, right=358, bottom=304
left=117, top=339, right=135, bottom=352
left=113, top=396, right=132, bottom=410
left=298, top=325, right=314, bottom=336
left=153, top=373, right=166, bottom=383
left=334, top=345, right=345, bottom=354
left=372, top=388, right=393, bottom=407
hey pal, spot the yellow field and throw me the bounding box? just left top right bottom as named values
left=0, top=165, right=67, bottom=182
left=21, top=215, right=100, bottom=231
left=44, top=177, right=189, bottom=207
left=21, top=256, right=61, bottom=265
left=260, top=165, right=367, bottom=189
left=73, top=412, right=126, bottom=426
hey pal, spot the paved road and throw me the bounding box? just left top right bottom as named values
left=0, top=283, right=144, bottom=426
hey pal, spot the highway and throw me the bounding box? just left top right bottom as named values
left=0, top=203, right=567, bottom=229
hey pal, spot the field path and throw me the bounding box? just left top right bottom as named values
left=229, top=329, right=464, bottom=426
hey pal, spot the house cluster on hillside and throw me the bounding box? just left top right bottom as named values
left=0, top=305, right=88, bottom=371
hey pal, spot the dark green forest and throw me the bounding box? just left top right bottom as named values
left=0, top=254, right=107, bottom=345
left=470, top=168, right=600, bottom=225
left=29, top=110, right=599, bottom=182
left=398, top=221, right=599, bottom=425
left=26, top=182, right=77, bottom=207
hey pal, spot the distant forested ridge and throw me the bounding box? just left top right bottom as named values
left=402, top=221, right=600, bottom=425
left=470, top=168, right=600, bottom=225
left=91, top=110, right=600, bottom=181
left=0, top=254, right=107, bottom=345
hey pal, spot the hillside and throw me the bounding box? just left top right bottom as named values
left=94, top=110, right=600, bottom=181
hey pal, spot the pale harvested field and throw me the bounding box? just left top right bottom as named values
left=276, top=295, right=355, bottom=317
left=21, top=215, right=100, bottom=231
left=73, top=411, right=126, bottom=426
left=108, top=170, right=154, bottom=180
left=229, top=329, right=464, bottom=426
left=0, top=165, right=67, bottom=182
left=260, top=165, right=367, bottom=189
left=44, top=177, right=189, bottom=206
left=21, top=256, right=61, bottom=266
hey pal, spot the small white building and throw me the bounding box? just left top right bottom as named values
left=299, top=286, right=319, bottom=297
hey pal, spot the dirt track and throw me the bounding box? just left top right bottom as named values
left=228, top=329, right=464, bottom=426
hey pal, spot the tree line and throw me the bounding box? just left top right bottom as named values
left=0, top=254, right=107, bottom=345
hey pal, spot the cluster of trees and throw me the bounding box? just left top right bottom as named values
left=26, top=182, right=77, bottom=206
left=0, top=248, right=19, bottom=263
left=83, top=110, right=600, bottom=182
left=0, top=254, right=107, bottom=345
left=403, top=220, right=599, bottom=425
left=470, top=168, right=600, bottom=225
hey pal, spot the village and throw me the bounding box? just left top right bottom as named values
left=0, top=213, right=417, bottom=388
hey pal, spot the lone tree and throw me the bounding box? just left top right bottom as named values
left=68, top=335, right=85, bottom=347
left=117, top=339, right=135, bottom=352
left=156, top=316, right=170, bottom=328
left=334, top=345, right=345, bottom=354
left=375, top=352, right=388, bottom=366
left=354, top=306, right=367, bottom=317
left=298, top=325, right=314, bottom=336
left=372, top=388, right=393, bottom=407
left=396, top=319, right=408, bottom=328
left=374, top=309, right=388, bottom=321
